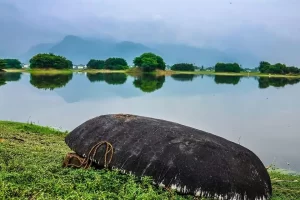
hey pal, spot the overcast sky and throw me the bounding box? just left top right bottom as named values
left=1, top=0, right=300, bottom=64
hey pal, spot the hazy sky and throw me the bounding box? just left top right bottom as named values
left=1, top=0, right=300, bottom=64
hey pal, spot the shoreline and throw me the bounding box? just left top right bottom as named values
left=3, top=68, right=300, bottom=78
left=0, top=120, right=299, bottom=199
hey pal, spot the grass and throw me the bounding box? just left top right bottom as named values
left=0, top=121, right=299, bottom=199
left=268, top=170, right=300, bottom=200
left=0, top=121, right=192, bottom=200
left=4, top=68, right=300, bottom=78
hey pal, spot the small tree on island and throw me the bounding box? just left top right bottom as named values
left=258, top=61, right=300, bottom=75
left=171, top=63, right=196, bottom=71
left=87, top=58, right=128, bottom=70
left=104, top=58, right=128, bottom=70
left=215, top=63, right=242, bottom=73
left=133, top=53, right=166, bottom=72
left=29, top=53, right=73, bottom=69
left=2, top=59, right=22, bottom=69
left=87, top=59, right=105, bottom=69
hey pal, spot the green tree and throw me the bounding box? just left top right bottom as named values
left=215, top=63, right=242, bottom=73
left=133, top=53, right=166, bottom=72
left=171, top=74, right=197, bottom=81
left=258, top=61, right=271, bottom=73
left=87, top=59, right=105, bottom=69
left=30, top=74, right=73, bottom=90
left=3, top=59, right=22, bottom=69
left=104, top=73, right=127, bottom=85
left=288, top=66, right=300, bottom=74
left=156, top=56, right=166, bottom=70
left=258, top=61, right=300, bottom=74
left=104, top=58, right=128, bottom=70
left=29, top=53, right=73, bottom=69
left=133, top=74, right=165, bottom=92
left=214, top=75, right=241, bottom=85
left=171, top=63, right=196, bottom=71
left=0, top=59, right=6, bottom=69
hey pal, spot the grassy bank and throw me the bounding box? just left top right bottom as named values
left=3, top=68, right=300, bottom=78
left=157, top=70, right=300, bottom=78
left=0, top=121, right=299, bottom=199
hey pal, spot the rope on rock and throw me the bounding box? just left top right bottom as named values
left=64, top=141, right=114, bottom=169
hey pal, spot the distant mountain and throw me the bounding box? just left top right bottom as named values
left=20, top=35, right=154, bottom=64
left=20, top=43, right=55, bottom=62
left=20, top=35, right=259, bottom=67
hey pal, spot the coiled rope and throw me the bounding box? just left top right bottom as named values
left=64, top=141, right=114, bottom=169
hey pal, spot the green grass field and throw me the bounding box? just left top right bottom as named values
left=0, top=121, right=299, bottom=199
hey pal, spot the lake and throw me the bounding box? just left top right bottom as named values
left=1, top=72, right=300, bottom=172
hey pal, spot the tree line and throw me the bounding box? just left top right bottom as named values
left=215, top=63, right=241, bottom=73
left=1, top=52, right=300, bottom=75
left=87, top=58, right=128, bottom=70
left=0, top=59, right=22, bottom=69
left=258, top=61, right=300, bottom=75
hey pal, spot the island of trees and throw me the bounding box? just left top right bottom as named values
left=30, top=53, right=73, bottom=69
left=1, top=52, right=300, bottom=77
left=215, top=63, right=242, bottom=73
left=133, top=53, right=166, bottom=72
left=258, top=61, right=300, bottom=75
left=171, top=63, right=196, bottom=71
left=87, top=58, right=128, bottom=70
left=0, top=59, right=22, bottom=69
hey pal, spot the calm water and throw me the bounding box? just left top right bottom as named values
left=1, top=72, right=300, bottom=171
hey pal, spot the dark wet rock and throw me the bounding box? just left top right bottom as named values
left=65, top=114, right=272, bottom=199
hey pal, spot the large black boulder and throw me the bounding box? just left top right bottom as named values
left=65, top=114, right=272, bottom=199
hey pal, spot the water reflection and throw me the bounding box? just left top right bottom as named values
left=30, top=74, right=73, bottom=90
left=133, top=74, right=165, bottom=93
left=104, top=73, right=127, bottom=85
left=0, top=73, right=5, bottom=87
left=214, top=75, right=241, bottom=85
left=4, top=72, right=22, bottom=82
left=86, top=73, right=127, bottom=85
left=1, top=72, right=300, bottom=171
left=258, top=77, right=300, bottom=89
left=0, top=72, right=22, bottom=87
left=87, top=73, right=104, bottom=82
left=171, top=74, right=199, bottom=82
left=1, top=72, right=300, bottom=92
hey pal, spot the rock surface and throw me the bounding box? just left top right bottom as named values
left=65, top=114, right=272, bottom=199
